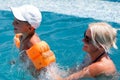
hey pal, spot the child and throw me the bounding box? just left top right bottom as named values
left=11, top=5, right=56, bottom=78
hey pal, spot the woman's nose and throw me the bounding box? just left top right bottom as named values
left=82, top=38, right=85, bottom=43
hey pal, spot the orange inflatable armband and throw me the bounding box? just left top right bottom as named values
left=14, top=33, right=22, bottom=48
left=26, top=41, right=56, bottom=70
left=14, top=34, right=56, bottom=70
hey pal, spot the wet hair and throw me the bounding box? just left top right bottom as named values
left=88, top=22, right=117, bottom=53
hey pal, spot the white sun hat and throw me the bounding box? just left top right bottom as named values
left=10, top=4, right=42, bottom=29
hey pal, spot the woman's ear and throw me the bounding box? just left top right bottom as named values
left=98, top=45, right=105, bottom=52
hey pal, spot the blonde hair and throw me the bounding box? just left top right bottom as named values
left=89, top=22, right=117, bottom=53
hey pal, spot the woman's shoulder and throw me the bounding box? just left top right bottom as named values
left=88, top=59, right=116, bottom=77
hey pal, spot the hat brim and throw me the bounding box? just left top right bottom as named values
left=10, top=7, right=26, bottom=21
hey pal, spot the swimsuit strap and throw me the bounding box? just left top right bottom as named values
left=92, top=52, right=105, bottom=63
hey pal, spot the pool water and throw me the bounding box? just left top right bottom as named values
left=0, top=10, right=120, bottom=80
left=0, top=0, right=120, bottom=80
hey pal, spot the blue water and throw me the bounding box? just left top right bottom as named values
left=0, top=0, right=120, bottom=80
left=104, top=0, right=120, bottom=2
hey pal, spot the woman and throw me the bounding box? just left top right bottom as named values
left=53, top=22, right=118, bottom=80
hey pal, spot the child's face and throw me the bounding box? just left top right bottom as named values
left=12, top=18, right=30, bottom=34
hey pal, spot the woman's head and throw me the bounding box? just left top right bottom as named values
left=88, top=22, right=117, bottom=53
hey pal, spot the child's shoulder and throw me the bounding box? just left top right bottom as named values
left=30, top=33, right=41, bottom=45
